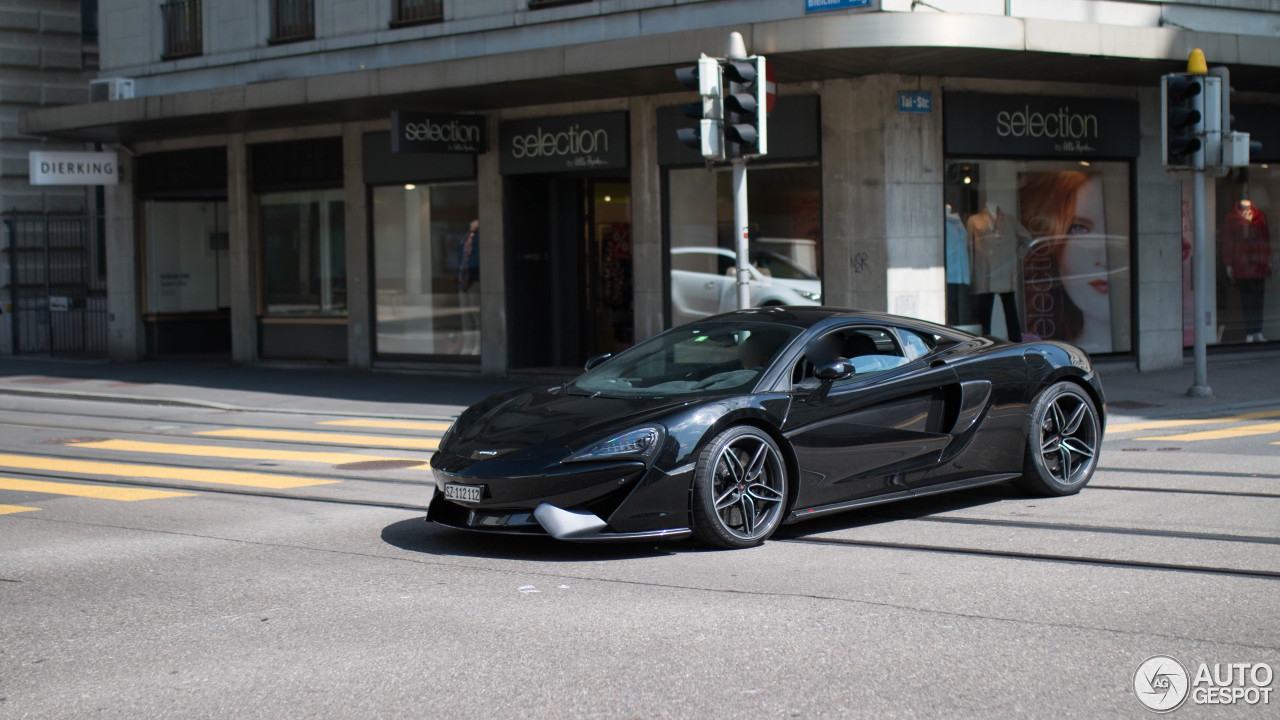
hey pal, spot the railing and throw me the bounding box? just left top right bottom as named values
left=160, top=0, right=201, bottom=59
left=392, top=0, right=443, bottom=27
left=270, top=0, right=315, bottom=44
left=528, top=0, right=593, bottom=9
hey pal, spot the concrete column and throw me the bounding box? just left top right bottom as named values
left=343, top=123, right=371, bottom=369
left=821, top=75, right=945, bottom=322
left=1134, top=87, right=1186, bottom=371
left=104, top=151, right=142, bottom=362
left=227, top=136, right=258, bottom=363
left=629, top=95, right=663, bottom=342
left=477, top=114, right=507, bottom=376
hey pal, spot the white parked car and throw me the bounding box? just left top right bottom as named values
left=670, top=246, right=822, bottom=325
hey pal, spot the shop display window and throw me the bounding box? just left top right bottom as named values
left=260, top=189, right=346, bottom=316
left=666, top=164, right=822, bottom=327
left=372, top=182, right=480, bottom=357
left=144, top=200, right=229, bottom=314
left=944, top=159, right=1132, bottom=354
left=1211, top=166, right=1277, bottom=344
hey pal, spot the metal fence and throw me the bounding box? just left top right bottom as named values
left=161, top=0, right=203, bottom=59
left=392, top=0, right=443, bottom=26
left=270, top=0, right=314, bottom=44
left=3, top=213, right=108, bottom=357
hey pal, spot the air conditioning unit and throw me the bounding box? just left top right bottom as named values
left=89, top=78, right=135, bottom=102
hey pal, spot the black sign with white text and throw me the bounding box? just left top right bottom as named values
left=391, top=112, right=486, bottom=154
left=945, top=92, right=1140, bottom=159
left=499, top=112, right=629, bottom=175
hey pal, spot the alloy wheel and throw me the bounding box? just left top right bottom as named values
left=1038, top=393, right=1098, bottom=485
left=710, top=435, right=786, bottom=541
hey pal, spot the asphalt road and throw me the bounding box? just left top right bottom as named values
left=1, top=393, right=1278, bottom=719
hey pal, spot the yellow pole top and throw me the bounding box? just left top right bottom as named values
left=1187, top=48, right=1208, bottom=74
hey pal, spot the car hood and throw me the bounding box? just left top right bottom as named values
left=443, top=387, right=692, bottom=467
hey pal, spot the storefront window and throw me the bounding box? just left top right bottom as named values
left=667, top=164, right=822, bottom=327
left=943, top=160, right=1132, bottom=354
left=371, top=182, right=480, bottom=356
left=144, top=200, right=229, bottom=314
left=1211, top=166, right=1277, bottom=344
left=260, top=189, right=346, bottom=315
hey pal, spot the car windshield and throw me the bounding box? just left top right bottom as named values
left=566, top=321, right=802, bottom=398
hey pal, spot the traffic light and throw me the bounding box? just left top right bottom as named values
left=674, top=55, right=725, bottom=161
left=1162, top=73, right=1203, bottom=169
left=721, top=56, right=768, bottom=158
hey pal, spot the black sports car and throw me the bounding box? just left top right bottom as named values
left=428, top=307, right=1105, bottom=548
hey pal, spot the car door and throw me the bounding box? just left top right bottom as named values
left=781, top=325, right=960, bottom=512
left=670, top=249, right=732, bottom=322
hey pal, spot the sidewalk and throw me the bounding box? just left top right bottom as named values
left=0, top=351, right=1276, bottom=422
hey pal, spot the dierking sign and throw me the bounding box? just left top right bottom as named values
left=390, top=112, right=486, bottom=154
left=29, top=151, right=119, bottom=185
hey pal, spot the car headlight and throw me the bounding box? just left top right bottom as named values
left=567, top=426, right=664, bottom=463
left=793, top=288, right=822, bottom=302
left=438, top=419, right=459, bottom=448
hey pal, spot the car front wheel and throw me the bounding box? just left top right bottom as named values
left=1017, top=380, right=1101, bottom=496
left=691, top=426, right=789, bottom=548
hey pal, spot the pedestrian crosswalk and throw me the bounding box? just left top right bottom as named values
left=1108, top=408, right=1280, bottom=444
left=0, top=476, right=192, bottom=501
left=0, top=454, right=339, bottom=489
left=63, top=438, right=426, bottom=468
left=195, top=428, right=440, bottom=451
left=0, top=414, right=447, bottom=516
left=319, top=419, right=452, bottom=432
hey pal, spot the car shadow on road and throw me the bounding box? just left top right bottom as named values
left=772, top=484, right=1020, bottom=540
left=380, top=516, right=679, bottom=562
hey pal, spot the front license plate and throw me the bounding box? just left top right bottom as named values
left=444, top=483, right=484, bottom=503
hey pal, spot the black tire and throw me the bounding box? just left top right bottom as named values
left=1016, top=381, right=1101, bottom=497
left=691, top=425, right=789, bottom=549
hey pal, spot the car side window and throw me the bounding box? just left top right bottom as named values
left=897, top=329, right=935, bottom=361
left=791, top=327, right=909, bottom=389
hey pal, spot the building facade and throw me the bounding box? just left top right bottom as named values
left=2, top=0, right=101, bottom=355
left=17, top=0, right=1280, bottom=374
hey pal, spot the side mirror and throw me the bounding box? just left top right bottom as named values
left=814, top=360, right=854, bottom=382
left=584, top=353, right=612, bottom=372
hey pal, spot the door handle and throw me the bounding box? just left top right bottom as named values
left=704, top=281, right=718, bottom=289
left=930, top=359, right=948, bottom=368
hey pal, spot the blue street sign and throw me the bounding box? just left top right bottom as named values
left=805, top=0, right=874, bottom=13
left=898, top=91, right=933, bottom=114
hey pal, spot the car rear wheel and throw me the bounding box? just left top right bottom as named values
left=1017, top=381, right=1101, bottom=496
left=691, top=426, right=788, bottom=548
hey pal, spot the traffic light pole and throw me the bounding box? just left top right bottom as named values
left=1189, top=168, right=1211, bottom=397
left=733, top=159, right=750, bottom=310
left=726, top=32, right=751, bottom=311
left=1187, top=68, right=1212, bottom=398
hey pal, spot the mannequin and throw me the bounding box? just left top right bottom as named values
left=945, top=203, right=970, bottom=325
left=457, top=219, right=481, bottom=354
left=966, top=201, right=1029, bottom=340
left=1221, top=192, right=1271, bottom=342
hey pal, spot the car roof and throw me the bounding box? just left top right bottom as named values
left=700, top=306, right=971, bottom=336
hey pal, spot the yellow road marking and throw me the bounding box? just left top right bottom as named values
left=1139, top=421, right=1280, bottom=442
left=1109, top=409, right=1280, bottom=434
left=196, top=428, right=439, bottom=451
left=319, top=419, right=451, bottom=432
left=0, top=504, right=39, bottom=514
left=0, top=477, right=191, bottom=501
left=69, top=439, right=426, bottom=467
left=0, top=454, right=338, bottom=490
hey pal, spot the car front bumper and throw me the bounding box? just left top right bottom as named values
left=426, top=460, right=692, bottom=541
